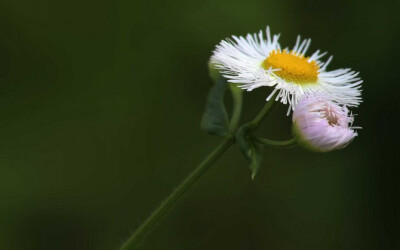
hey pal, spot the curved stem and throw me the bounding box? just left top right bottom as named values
left=120, top=137, right=235, bottom=250
left=236, top=94, right=279, bottom=139
left=252, top=136, right=297, bottom=149
left=251, top=97, right=278, bottom=128
left=229, top=84, right=243, bottom=132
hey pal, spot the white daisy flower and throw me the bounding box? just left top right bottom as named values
left=292, top=93, right=359, bottom=152
left=210, top=27, right=363, bottom=114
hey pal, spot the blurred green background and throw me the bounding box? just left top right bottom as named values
left=0, top=0, right=398, bottom=249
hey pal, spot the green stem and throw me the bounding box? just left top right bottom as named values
left=252, top=136, right=297, bottom=149
left=236, top=95, right=278, bottom=140
left=120, top=137, right=235, bottom=250
left=229, top=84, right=243, bottom=132
left=251, top=97, right=278, bottom=128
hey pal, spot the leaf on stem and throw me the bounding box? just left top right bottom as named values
left=201, top=73, right=230, bottom=137
left=249, top=143, right=263, bottom=180
left=236, top=125, right=264, bottom=179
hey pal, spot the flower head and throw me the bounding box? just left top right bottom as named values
left=292, top=93, right=359, bottom=152
left=211, top=27, right=363, bottom=114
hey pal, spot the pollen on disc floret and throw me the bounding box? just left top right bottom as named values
left=262, top=49, right=319, bottom=84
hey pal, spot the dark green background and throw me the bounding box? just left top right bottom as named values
left=0, top=0, right=398, bottom=249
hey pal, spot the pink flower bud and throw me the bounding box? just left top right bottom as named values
left=292, top=94, right=359, bottom=152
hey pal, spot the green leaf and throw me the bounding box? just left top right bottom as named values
left=249, top=143, right=263, bottom=180
left=236, top=125, right=264, bottom=179
left=201, top=74, right=230, bottom=137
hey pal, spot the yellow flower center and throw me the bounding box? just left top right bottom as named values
left=262, top=50, right=319, bottom=84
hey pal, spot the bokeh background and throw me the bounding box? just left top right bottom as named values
left=0, top=0, right=399, bottom=249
